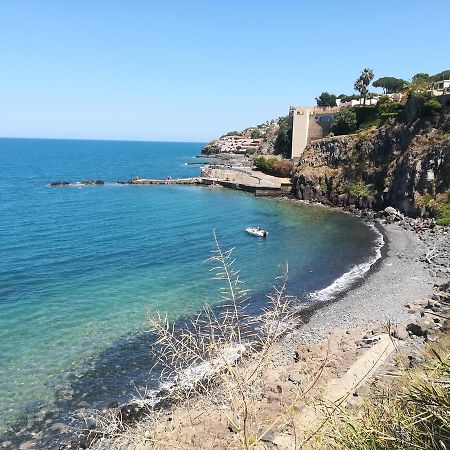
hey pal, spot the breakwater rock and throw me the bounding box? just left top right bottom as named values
left=49, top=177, right=201, bottom=187
left=50, top=179, right=105, bottom=186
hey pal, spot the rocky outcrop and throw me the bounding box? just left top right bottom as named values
left=292, top=121, right=450, bottom=218
left=50, top=179, right=104, bottom=186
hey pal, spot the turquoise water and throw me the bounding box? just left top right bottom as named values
left=0, top=138, right=379, bottom=436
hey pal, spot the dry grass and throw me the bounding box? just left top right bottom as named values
left=92, top=231, right=299, bottom=449
left=327, top=334, right=450, bottom=450
left=91, top=233, right=450, bottom=450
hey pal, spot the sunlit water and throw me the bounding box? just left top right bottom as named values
left=0, top=138, right=380, bottom=435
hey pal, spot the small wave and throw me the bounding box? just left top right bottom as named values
left=309, top=223, right=384, bottom=303
left=124, top=343, right=248, bottom=409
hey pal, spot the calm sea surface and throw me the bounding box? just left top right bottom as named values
left=0, top=138, right=380, bottom=435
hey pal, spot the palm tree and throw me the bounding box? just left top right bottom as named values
left=361, top=68, right=374, bottom=85
left=354, top=68, right=374, bottom=105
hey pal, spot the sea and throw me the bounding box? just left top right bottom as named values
left=0, top=138, right=382, bottom=443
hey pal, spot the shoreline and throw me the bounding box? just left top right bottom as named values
left=278, top=219, right=434, bottom=353
left=290, top=219, right=388, bottom=327
left=7, top=194, right=447, bottom=449
left=90, top=215, right=448, bottom=449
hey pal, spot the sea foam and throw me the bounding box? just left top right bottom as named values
left=309, top=223, right=384, bottom=303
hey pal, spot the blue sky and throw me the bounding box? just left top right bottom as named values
left=0, top=0, right=448, bottom=142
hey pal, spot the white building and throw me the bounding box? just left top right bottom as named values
left=432, top=80, right=450, bottom=96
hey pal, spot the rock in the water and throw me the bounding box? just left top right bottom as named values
left=119, top=403, right=146, bottom=423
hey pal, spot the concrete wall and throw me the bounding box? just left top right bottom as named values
left=291, top=107, right=338, bottom=158
left=291, top=108, right=309, bottom=158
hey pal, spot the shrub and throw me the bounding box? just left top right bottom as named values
left=377, top=95, right=390, bottom=105
left=253, top=156, right=293, bottom=177
left=331, top=334, right=450, bottom=449
left=203, top=144, right=220, bottom=155
left=271, top=160, right=294, bottom=177
left=331, top=109, right=358, bottom=135
left=421, top=98, right=443, bottom=117
left=437, top=203, right=450, bottom=226
left=378, top=102, right=404, bottom=115
left=354, top=106, right=378, bottom=127
left=342, top=180, right=375, bottom=197
left=379, top=113, right=398, bottom=124
left=253, top=156, right=277, bottom=173
left=274, top=115, right=293, bottom=157
left=250, top=129, right=263, bottom=139
left=443, top=114, right=450, bottom=132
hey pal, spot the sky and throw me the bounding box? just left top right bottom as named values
left=0, top=0, right=448, bottom=142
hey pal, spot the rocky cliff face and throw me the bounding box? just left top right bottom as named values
left=292, top=120, right=450, bottom=218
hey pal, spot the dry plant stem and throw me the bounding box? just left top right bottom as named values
left=210, top=230, right=243, bottom=347
left=94, top=232, right=297, bottom=449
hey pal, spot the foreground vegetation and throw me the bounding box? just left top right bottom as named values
left=253, top=156, right=294, bottom=177
left=329, top=334, right=450, bottom=450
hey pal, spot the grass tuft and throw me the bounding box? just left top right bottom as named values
left=329, top=335, right=450, bottom=450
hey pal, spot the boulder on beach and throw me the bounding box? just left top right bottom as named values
left=384, top=206, right=404, bottom=221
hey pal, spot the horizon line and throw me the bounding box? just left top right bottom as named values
left=0, top=135, right=208, bottom=145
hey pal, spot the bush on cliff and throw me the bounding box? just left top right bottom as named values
left=437, top=203, right=450, bottom=226
left=253, top=156, right=293, bottom=177
left=342, top=180, right=375, bottom=197
left=203, top=144, right=220, bottom=155
left=420, top=98, right=443, bottom=118
left=331, top=109, right=358, bottom=135
left=354, top=106, right=378, bottom=127
left=274, top=115, right=292, bottom=157
left=331, top=333, right=450, bottom=449
left=331, top=103, right=407, bottom=136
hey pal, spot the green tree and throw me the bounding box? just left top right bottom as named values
left=354, top=68, right=374, bottom=105
left=372, top=76, right=409, bottom=93
left=250, top=129, right=262, bottom=139
left=330, top=109, right=358, bottom=135
left=222, top=131, right=241, bottom=137
left=429, top=69, right=450, bottom=82
left=315, top=92, right=337, bottom=107
left=411, top=73, right=430, bottom=91
left=338, top=94, right=360, bottom=103
left=420, top=99, right=442, bottom=117
left=274, top=115, right=292, bottom=157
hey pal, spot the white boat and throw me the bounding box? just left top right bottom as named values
left=246, top=227, right=269, bottom=237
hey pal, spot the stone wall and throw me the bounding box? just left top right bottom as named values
left=307, top=113, right=336, bottom=142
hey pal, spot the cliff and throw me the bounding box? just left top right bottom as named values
left=292, top=119, right=450, bottom=220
